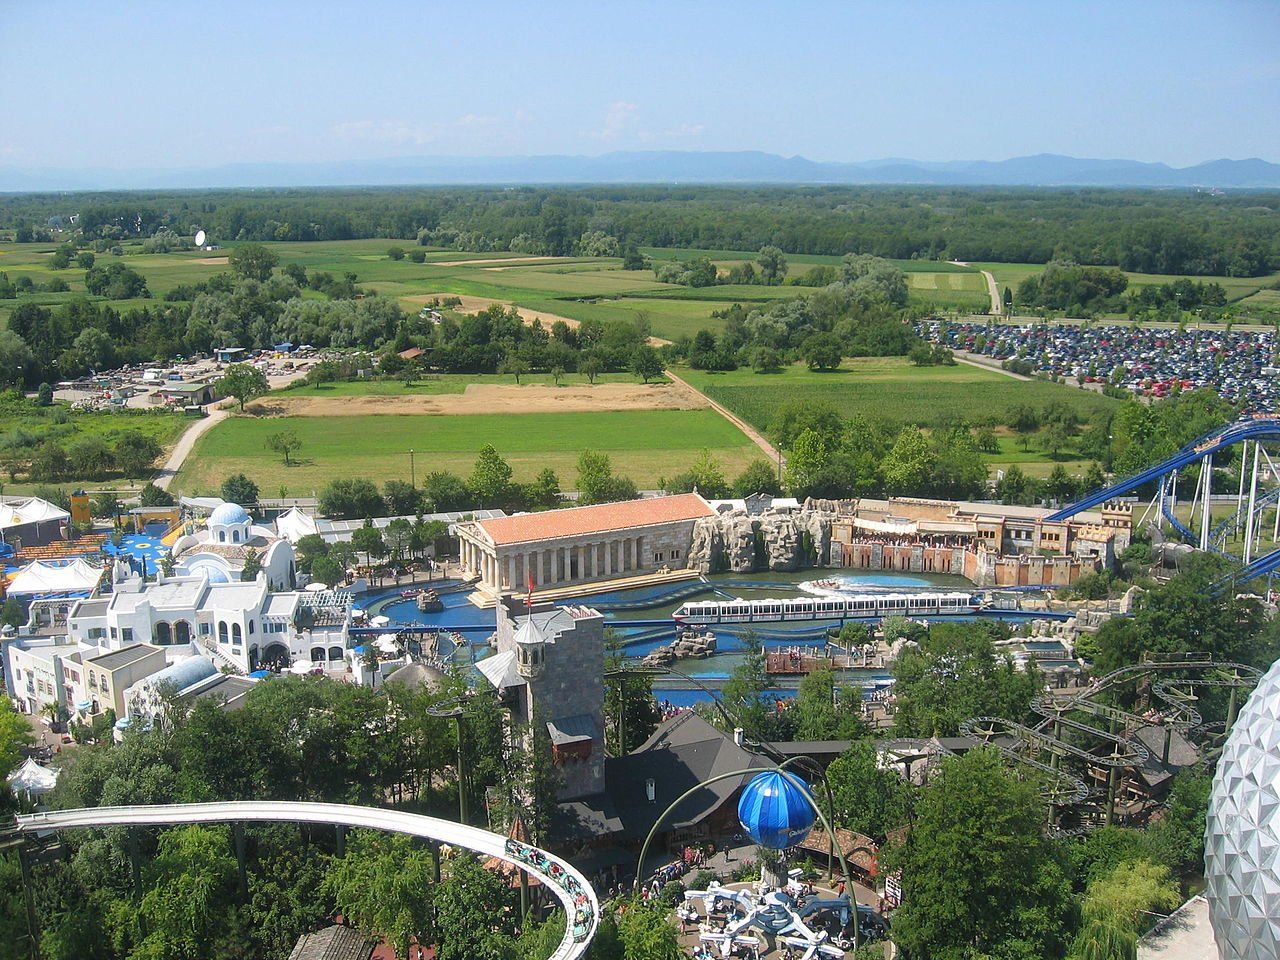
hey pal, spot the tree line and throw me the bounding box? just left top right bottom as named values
left=4, top=184, right=1277, bottom=276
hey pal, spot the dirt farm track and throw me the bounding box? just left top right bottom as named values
left=244, top=381, right=709, bottom=418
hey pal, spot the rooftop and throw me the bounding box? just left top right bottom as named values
left=179, top=674, right=258, bottom=711
left=475, top=493, right=713, bottom=547
left=85, top=643, right=162, bottom=672
left=600, top=712, right=771, bottom=840
left=287, top=925, right=375, bottom=960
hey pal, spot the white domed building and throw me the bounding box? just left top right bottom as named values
left=170, top=502, right=296, bottom=590
left=1206, top=657, right=1280, bottom=959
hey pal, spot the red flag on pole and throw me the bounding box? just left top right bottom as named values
left=526, top=573, right=535, bottom=610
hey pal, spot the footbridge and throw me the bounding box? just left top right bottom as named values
left=14, top=801, right=598, bottom=960
left=1045, top=414, right=1280, bottom=584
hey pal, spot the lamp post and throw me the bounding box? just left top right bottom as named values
left=410, top=448, right=416, bottom=488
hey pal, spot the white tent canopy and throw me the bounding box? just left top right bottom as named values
left=8, top=558, right=105, bottom=596
left=274, top=507, right=319, bottom=544
left=7, top=756, right=59, bottom=796
left=0, top=497, right=69, bottom=532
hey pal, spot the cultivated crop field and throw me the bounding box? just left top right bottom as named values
left=680, top=359, right=1119, bottom=434
left=172, top=407, right=762, bottom=495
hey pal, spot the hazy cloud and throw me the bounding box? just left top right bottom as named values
left=590, top=101, right=638, bottom=143
left=331, top=115, right=499, bottom=146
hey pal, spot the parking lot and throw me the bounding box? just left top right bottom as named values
left=917, top=320, right=1278, bottom=408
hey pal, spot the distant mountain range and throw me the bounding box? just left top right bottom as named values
left=3, top=151, right=1280, bottom=192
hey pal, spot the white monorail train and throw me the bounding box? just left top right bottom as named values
left=672, top=591, right=985, bottom=625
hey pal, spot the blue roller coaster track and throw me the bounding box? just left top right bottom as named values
left=1045, top=415, right=1280, bottom=587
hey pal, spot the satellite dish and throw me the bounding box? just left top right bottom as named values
left=194, top=229, right=207, bottom=247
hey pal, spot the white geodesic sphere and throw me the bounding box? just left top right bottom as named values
left=1206, top=657, right=1280, bottom=960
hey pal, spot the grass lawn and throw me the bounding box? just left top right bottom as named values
left=680, top=358, right=1119, bottom=434
left=172, top=408, right=762, bottom=495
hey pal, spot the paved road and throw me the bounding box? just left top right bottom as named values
left=664, top=369, right=784, bottom=469
left=152, top=406, right=229, bottom=490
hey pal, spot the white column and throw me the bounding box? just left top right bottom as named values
left=630, top=538, right=638, bottom=570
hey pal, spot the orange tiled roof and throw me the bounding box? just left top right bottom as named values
left=477, top=494, right=714, bottom=546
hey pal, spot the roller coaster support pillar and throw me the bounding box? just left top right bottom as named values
left=1245, top=443, right=1262, bottom=565
left=1227, top=686, right=1240, bottom=731
left=127, top=829, right=143, bottom=901
left=1162, top=727, right=1173, bottom=766
left=1105, top=718, right=1119, bottom=827
left=336, top=823, right=346, bottom=858
left=1048, top=718, right=1062, bottom=827
left=1237, top=441, right=1249, bottom=540
left=233, top=822, right=248, bottom=899
left=18, top=842, right=40, bottom=960
left=452, top=712, right=469, bottom=825
left=520, top=867, right=531, bottom=920
left=1200, top=454, right=1214, bottom=551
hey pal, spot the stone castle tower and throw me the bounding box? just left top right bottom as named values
left=489, top=598, right=606, bottom=801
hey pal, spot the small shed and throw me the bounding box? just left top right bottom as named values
left=215, top=347, right=247, bottom=363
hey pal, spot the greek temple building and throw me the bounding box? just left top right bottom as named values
left=454, top=493, right=714, bottom=597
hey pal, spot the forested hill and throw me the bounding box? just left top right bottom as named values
left=4, top=151, right=1280, bottom=191
left=3, top=185, right=1278, bottom=276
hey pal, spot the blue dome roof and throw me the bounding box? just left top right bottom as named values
left=737, top=771, right=817, bottom=850
left=209, top=502, right=250, bottom=526
left=194, top=564, right=232, bottom=584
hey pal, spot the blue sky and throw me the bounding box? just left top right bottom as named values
left=3, top=1, right=1277, bottom=169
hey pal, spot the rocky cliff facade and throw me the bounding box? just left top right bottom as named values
left=687, top=507, right=839, bottom=574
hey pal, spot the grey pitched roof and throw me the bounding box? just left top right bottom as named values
left=287, top=925, right=375, bottom=960
left=601, top=712, right=771, bottom=840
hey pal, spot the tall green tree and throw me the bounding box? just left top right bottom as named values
left=216, top=363, right=269, bottom=412
left=469, top=444, right=514, bottom=508
left=630, top=344, right=663, bottom=383
left=616, top=901, right=683, bottom=960
left=266, top=430, right=302, bottom=466
left=433, top=856, right=518, bottom=960
left=885, top=747, right=1072, bottom=960
left=325, top=830, right=437, bottom=960
left=757, top=246, right=788, bottom=286
left=0, top=696, right=33, bottom=780
left=826, top=740, right=915, bottom=843
left=220, top=473, right=260, bottom=506
left=134, top=825, right=239, bottom=959
left=229, top=243, right=279, bottom=282
left=792, top=667, right=865, bottom=741
left=891, top=622, right=1040, bottom=737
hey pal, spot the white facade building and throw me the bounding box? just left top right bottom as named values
left=171, top=502, right=296, bottom=589
left=65, top=573, right=355, bottom=675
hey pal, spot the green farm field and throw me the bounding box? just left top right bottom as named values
left=172, top=408, right=762, bottom=495
left=969, top=260, right=1280, bottom=317
left=680, top=359, right=1119, bottom=434
left=279, top=371, right=659, bottom=397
